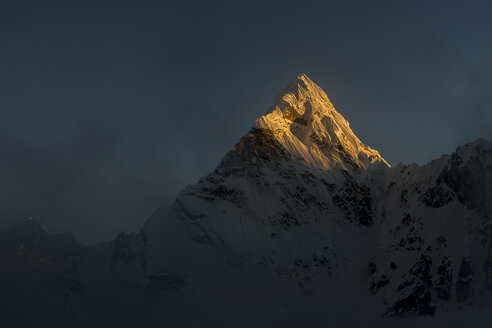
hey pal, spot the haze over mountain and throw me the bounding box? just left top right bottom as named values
left=3, top=1, right=492, bottom=245
left=1, top=75, right=491, bottom=327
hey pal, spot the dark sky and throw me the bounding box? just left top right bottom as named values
left=1, top=0, right=491, bottom=243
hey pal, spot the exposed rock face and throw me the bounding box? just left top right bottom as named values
left=369, top=139, right=492, bottom=316
left=0, top=75, right=491, bottom=326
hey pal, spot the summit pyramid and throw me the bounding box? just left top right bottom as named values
left=222, top=74, right=389, bottom=171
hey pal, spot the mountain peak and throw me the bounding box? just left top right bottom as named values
left=247, top=74, right=390, bottom=170
left=267, top=73, right=334, bottom=116
left=283, top=73, right=314, bottom=91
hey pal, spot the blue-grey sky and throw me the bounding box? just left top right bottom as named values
left=1, top=0, right=491, bottom=243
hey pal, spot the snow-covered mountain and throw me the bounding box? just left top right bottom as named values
left=1, top=74, right=491, bottom=327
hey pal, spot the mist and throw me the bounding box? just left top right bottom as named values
left=1, top=0, right=492, bottom=243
